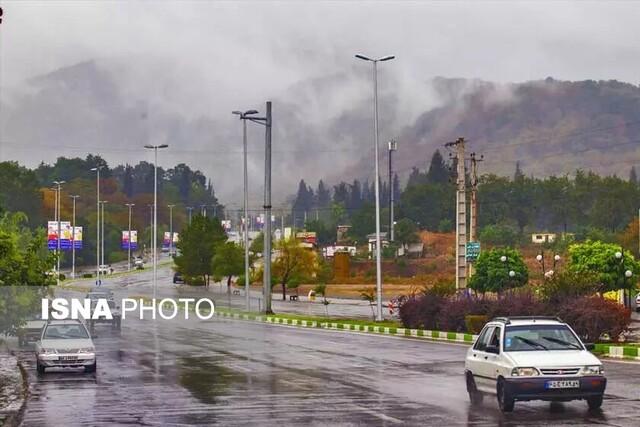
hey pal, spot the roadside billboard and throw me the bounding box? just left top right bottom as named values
left=47, top=221, right=72, bottom=250
left=121, top=230, right=138, bottom=250
left=73, top=226, right=83, bottom=249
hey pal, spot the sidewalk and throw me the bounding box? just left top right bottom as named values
left=0, top=343, right=26, bottom=427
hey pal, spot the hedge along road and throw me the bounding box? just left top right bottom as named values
left=14, top=282, right=640, bottom=426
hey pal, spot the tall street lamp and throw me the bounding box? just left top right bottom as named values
left=168, top=204, right=175, bottom=256
left=233, top=109, right=259, bottom=311
left=90, top=166, right=103, bottom=285
left=125, top=203, right=135, bottom=271
left=355, top=53, right=395, bottom=321
left=615, top=250, right=633, bottom=308
left=69, top=195, right=80, bottom=279
left=388, top=140, right=397, bottom=241
left=52, top=180, right=65, bottom=286
left=186, top=206, right=193, bottom=224
left=144, top=144, right=169, bottom=301
left=99, top=200, right=108, bottom=268
left=147, top=204, right=153, bottom=255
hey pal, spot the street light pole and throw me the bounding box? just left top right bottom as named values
left=144, top=144, right=169, bottom=301
left=233, top=109, right=259, bottom=311
left=100, top=201, right=108, bottom=268
left=355, top=53, right=395, bottom=321
left=70, top=195, right=79, bottom=279
left=168, top=204, right=175, bottom=256
left=388, top=140, right=397, bottom=241
left=187, top=207, right=193, bottom=224
left=125, top=203, right=135, bottom=272
left=53, top=181, right=65, bottom=286
left=91, top=167, right=102, bottom=285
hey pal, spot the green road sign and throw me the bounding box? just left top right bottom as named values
left=466, top=241, right=480, bottom=262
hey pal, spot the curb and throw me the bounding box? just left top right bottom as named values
left=213, top=311, right=478, bottom=345
left=594, top=343, right=640, bottom=361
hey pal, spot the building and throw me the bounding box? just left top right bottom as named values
left=531, top=233, right=556, bottom=244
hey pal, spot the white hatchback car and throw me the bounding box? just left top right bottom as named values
left=35, top=319, right=97, bottom=374
left=465, top=316, right=606, bottom=412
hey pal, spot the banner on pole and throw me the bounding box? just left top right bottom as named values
left=47, top=221, right=72, bottom=250
left=121, top=230, right=138, bottom=250
left=73, top=226, right=83, bottom=249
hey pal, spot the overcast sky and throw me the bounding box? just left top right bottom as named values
left=1, top=1, right=640, bottom=203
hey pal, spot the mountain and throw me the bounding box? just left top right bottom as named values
left=391, top=77, right=640, bottom=180
left=3, top=59, right=640, bottom=205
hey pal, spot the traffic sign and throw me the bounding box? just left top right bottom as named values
left=466, top=241, right=481, bottom=262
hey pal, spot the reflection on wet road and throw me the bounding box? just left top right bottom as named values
left=15, top=311, right=640, bottom=426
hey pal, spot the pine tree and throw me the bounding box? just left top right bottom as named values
left=316, top=180, right=331, bottom=209
left=426, top=150, right=449, bottom=184
left=123, top=164, right=134, bottom=198
left=630, top=166, right=638, bottom=184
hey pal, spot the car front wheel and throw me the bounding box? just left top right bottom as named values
left=85, top=361, right=97, bottom=373
left=587, top=395, right=603, bottom=410
left=36, top=361, right=45, bottom=374
left=497, top=379, right=514, bottom=412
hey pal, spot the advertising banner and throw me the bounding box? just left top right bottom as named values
left=162, top=232, right=171, bottom=249
left=121, top=230, right=138, bottom=250
left=221, top=220, right=232, bottom=231
left=73, top=226, right=83, bottom=249
left=172, top=232, right=179, bottom=244
left=47, top=221, right=72, bottom=250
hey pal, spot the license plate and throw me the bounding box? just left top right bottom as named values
left=59, top=355, right=78, bottom=361
left=545, top=380, right=579, bottom=389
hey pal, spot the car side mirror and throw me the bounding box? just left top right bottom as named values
left=485, top=345, right=500, bottom=354
left=584, top=343, right=595, bottom=351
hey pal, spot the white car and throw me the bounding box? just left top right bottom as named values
left=35, top=319, right=97, bottom=374
left=635, top=293, right=640, bottom=312
left=465, top=316, right=606, bottom=412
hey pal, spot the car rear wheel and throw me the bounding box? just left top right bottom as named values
left=587, top=395, right=603, bottom=410
left=466, top=372, right=483, bottom=405
left=497, top=379, right=514, bottom=412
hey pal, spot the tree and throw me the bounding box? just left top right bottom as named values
left=316, top=180, right=331, bottom=210
left=249, top=232, right=264, bottom=255
left=0, top=212, right=54, bottom=336
left=567, top=240, right=640, bottom=293
left=469, top=248, right=528, bottom=294
left=211, top=242, right=244, bottom=291
left=272, top=238, right=318, bottom=300
left=630, top=166, right=638, bottom=185
left=174, top=215, right=226, bottom=286
left=394, top=218, right=419, bottom=248
left=426, top=150, right=450, bottom=184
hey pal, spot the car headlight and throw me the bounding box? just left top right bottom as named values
left=582, top=365, right=604, bottom=375
left=511, top=367, right=540, bottom=377
left=39, top=348, right=57, bottom=354
left=77, top=347, right=95, bottom=353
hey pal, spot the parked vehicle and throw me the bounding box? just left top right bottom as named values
left=464, top=316, right=605, bottom=412
left=173, top=272, right=185, bottom=284
left=98, top=264, right=114, bottom=275
left=635, top=293, right=640, bottom=312
left=17, top=314, right=46, bottom=347
left=134, top=257, right=144, bottom=270
left=35, top=319, right=96, bottom=374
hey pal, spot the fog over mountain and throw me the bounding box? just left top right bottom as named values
left=2, top=1, right=640, bottom=205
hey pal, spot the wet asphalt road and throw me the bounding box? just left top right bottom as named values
left=11, top=270, right=640, bottom=426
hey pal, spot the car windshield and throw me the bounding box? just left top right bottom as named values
left=43, top=324, right=89, bottom=339
left=504, top=324, right=582, bottom=352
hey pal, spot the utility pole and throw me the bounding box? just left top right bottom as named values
left=263, top=101, right=273, bottom=314
left=144, top=144, right=168, bottom=301
left=388, top=140, right=397, bottom=241
left=70, top=195, right=79, bottom=279
left=445, top=137, right=467, bottom=290
left=468, top=152, right=483, bottom=277
left=126, top=203, right=135, bottom=271
left=168, top=204, right=175, bottom=256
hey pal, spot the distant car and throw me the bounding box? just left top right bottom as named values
left=88, top=299, right=121, bottom=330
left=98, top=264, right=113, bottom=275
left=134, top=257, right=144, bottom=270
left=161, top=247, right=169, bottom=253
left=635, top=293, right=640, bottom=312
left=465, top=316, right=605, bottom=412
left=35, top=319, right=96, bottom=374
left=173, top=272, right=185, bottom=284
left=17, top=315, right=46, bottom=347
left=86, top=288, right=114, bottom=301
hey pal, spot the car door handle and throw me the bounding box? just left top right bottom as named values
left=484, top=356, right=488, bottom=360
